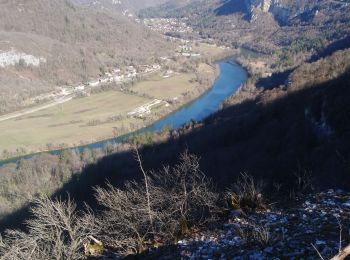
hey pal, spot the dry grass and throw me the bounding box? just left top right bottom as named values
left=226, top=173, right=265, bottom=212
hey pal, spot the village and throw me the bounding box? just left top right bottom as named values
left=25, top=63, right=162, bottom=109
left=0, top=13, right=237, bottom=127
left=16, top=11, right=234, bottom=114
left=178, top=39, right=201, bottom=57
left=25, top=36, right=207, bottom=111
left=13, top=34, right=232, bottom=123
left=79, top=63, right=161, bottom=90
left=142, top=17, right=193, bottom=35
left=0, top=23, right=234, bottom=158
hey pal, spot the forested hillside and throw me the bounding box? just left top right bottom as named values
left=0, top=0, right=172, bottom=114
left=141, top=0, right=350, bottom=54
left=0, top=0, right=349, bottom=258
left=0, top=46, right=349, bottom=258
left=71, top=0, right=172, bottom=13
left=1, top=45, right=349, bottom=231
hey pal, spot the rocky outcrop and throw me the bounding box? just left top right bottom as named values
left=142, top=189, right=350, bottom=259
left=244, top=0, right=272, bottom=12
left=0, top=48, right=46, bottom=68
left=244, top=0, right=278, bottom=22
left=244, top=0, right=315, bottom=25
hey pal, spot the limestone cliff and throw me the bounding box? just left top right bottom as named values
left=244, top=0, right=319, bottom=24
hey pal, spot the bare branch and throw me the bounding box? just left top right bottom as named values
left=133, top=145, right=153, bottom=230
left=331, top=244, right=350, bottom=260
left=311, top=243, right=325, bottom=260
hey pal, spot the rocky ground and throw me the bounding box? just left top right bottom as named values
left=133, top=189, right=350, bottom=259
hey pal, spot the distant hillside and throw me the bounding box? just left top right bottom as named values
left=0, top=48, right=349, bottom=234
left=140, top=0, right=350, bottom=53
left=0, top=0, right=173, bottom=115
left=71, top=0, right=172, bottom=13
left=142, top=0, right=350, bottom=25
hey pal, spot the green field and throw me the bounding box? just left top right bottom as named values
left=132, top=73, right=196, bottom=99
left=0, top=67, right=213, bottom=155
left=194, top=42, right=230, bottom=57
left=131, top=63, right=214, bottom=98
left=0, top=91, right=150, bottom=152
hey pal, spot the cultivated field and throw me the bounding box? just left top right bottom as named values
left=131, top=64, right=214, bottom=99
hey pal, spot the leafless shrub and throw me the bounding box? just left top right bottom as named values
left=272, top=182, right=283, bottom=193
left=234, top=222, right=271, bottom=247
left=151, top=151, right=219, bottom=237
left=93, top=151, right=218, bottom=254
left=294, top=169, right=314, bottom=193
left=93, top=181, right=153, bottom=254
left=0, top=152, right=218, bottom=257
left=0, top=197, right=91, bottom=260
left=252, top=224, right=271, bottom=246
left=236, top=225, right=251, bottom=244
left=226, top=173, right=264, bottom=212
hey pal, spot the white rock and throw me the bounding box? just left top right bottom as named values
left=315, top=240, right=326, bottom=245
left=0, top=49, right=46, bottom=67
left=342, top=202, right=350, bottom=208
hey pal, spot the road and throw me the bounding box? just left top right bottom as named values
left=0, top=65, right=162, bottom=123
left=0, top=95, right=74, bottom=123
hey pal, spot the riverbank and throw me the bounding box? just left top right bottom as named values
left=0, top=62, right=218, bottom=161
left=0, top=61, right=247, bottom=163
left=0, top=60, right=247, bottom=224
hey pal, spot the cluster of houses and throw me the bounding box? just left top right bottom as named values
left=178, top=40, right=201, bottom=57
left=21, top=63, right=163, bottom=109
left=122, top=9, right=133, bottom=18
left=24, top=62, right=163, bottom=107
left=143, top=18, right=193, bottom=34
left=74, top=64, right=161, bottom=92
left=127, top=99, right=165, bottom=118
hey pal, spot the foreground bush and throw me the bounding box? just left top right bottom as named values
left=93, top=151, right=218, bottom=254
left=0, top=197, right=92, bottom=259
left=226, top=173, right=265, bottom=212
left=0, top=151, right=218, bottom=258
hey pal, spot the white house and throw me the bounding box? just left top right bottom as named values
left=74, top=85, right=85, bottom=91
left=89, top=81, right=100, bottom=87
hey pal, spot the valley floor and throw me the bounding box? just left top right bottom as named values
left=0, top=62, right=216, bottom=158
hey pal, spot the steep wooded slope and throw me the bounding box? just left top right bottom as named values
left=71, top=0, right=172, bottom=13
left=141, top=0, right=350, bottom=53
left=0, top=0, right=172, bottom=114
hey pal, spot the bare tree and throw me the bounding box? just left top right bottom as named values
left=94, top=181, right=154, bottom=254
left=0, top=196, right=91, bottom=260
left=93, top=151, right=218, bottom=254
left=150, top=151, right=219, bottom=234
left=0, top=151, right=218, bottom=258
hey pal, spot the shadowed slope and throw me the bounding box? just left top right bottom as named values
left=1, top=67, right=349, bottom=232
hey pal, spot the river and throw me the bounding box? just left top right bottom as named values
left=0, top=60, right=247, bottom=165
